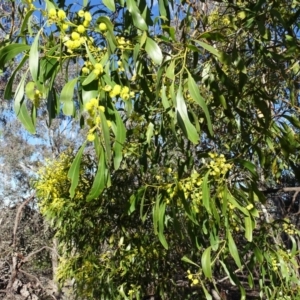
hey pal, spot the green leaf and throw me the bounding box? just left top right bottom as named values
left=102, top=0, right=115, bottom=11
left=202, top=171, right=211, bottom=214
left=68, top=142, right=86, bottom=198
left=201, top=247, right=212, bottom=278
left=0, top=44, right=30, bottom=69
left=235, top=159, right=258, bottom=179
left=158, top=201, right=168, bottom=249
left=244, top=216, right=253, bottom=242
left=193, top=40, right=220, bottom=57
left=187, top=72, right=213, bottom=136
left=82, top=71, right=98, bottom=86
left=84, top=42, right=97, bottom=65
left=181, top=256, right=200, bottom=267
left=228, top=230, right=242, bottom=268
left=219, top=260, right=236, bottom=285
left=87, top=147, right=108, bottom=201
left=13, top=72, right=35, bottom=134
left=153, top=193, right=161, bottom=235
left=112, top=110, right=126, bottom=170
left=200, top=281, right=212, bottom=300
left=60, top=77, right=78, bottom=116
left=29, top=30, right=41, bottom=83
left=166, top=60, right=175, bottom=80
left=4, top=55, right=27, bottom=100
left=176, top=87, right=199, bottom=144
left=145, top=37, right=163, bottom=65
left=99, top=111, right=112, bottom=164
left=146, top=122, right=154, bottom=145
left=20, top=10, right=35, bottom=36
left=127, top=0, right=148, bottom=30
left=45, top=0, right=56, bottom=11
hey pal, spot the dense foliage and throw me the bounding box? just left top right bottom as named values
left=1, top=0, right=300, bottom=299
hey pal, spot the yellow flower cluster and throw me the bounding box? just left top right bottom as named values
left=34, top=152, right=72, bottom=216
left=48, top=8, right=66, bottom=21
left=64, top=28, right=86, bottom=52
left=33, top=89, right=42, bottom=107
left=85, top=98, right=111, bottom=141
left=107, top=84, right=134, bottom=100
left=208, top=153, right=232, bottom=178
left=93, top=62, right=104, bottom=77
left=187, top=270, right=199, bottom=286
left=116, top=36, right=132, bottom=50
left=165, top=170, right=202, bottom=213
left=77, top=10, right=92, bottom=28
left=283, top=222, right=296, bottom=235
left=207, top=10, right=230, bottom=26
left=24, top=0, right=35, bottom=11
left=271, top=257, right=279, bottom=271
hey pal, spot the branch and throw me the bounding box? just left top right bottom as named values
left=18, top=270, right=58, bottom=300
left=12, top=193, right=35, bottom=248
left=21, top=246, right=60, bottom=265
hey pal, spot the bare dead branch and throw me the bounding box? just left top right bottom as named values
left=21, top=246, right=60, bottom=265
left=12, top=193, right=35, bottom=248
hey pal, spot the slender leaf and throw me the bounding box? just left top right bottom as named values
left=158, top=201, right=168, bottom=249
left=102, top=0, right=115, bottom=11
left=0, top=44, right=30, bottom=69
left=113, top=110, right=126, bottom=170
left=181, top=256, right=200, bottom=267
left=187, top=72, right=213, bottom=136
left=193, top=40, right=220, bottom=57
left=4, top=55, right=27, bottom=100
left=176, top=87, right=199, bottom=144
left=201, top=247, right=212, bottom=278
left=202, top=171, right=211, bottom=214
left=145, top=37, right=163, bottom=65
left=99, top=111, right=112, bottom=164
left=228, top=230, right=242, bottom=268
left=87, top=147, right=108, bottom=201
left=60, top=77, right=78, bottom=116
left=68, top=142, right=86, bottom=198
left=29, top=30, right=41, bottom=83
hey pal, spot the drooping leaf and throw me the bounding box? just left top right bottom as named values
left=102, top=0, right=115, bottom=11
left=145, top=37, right=163, bottom=65
left=187, top=71, right=213, bottom=136
left=29, top=30, right=41, bottom=83
left=228, top=230, right=242, bottom=268
left=176, top=87, right=199, bottom=144
left=181, top=256, right=200, bottom=267
left=112, top=110, right=126, bottom=170
left=193, top=40, right=220, bottom=57
left=127, top=0, right=148, bottom=30
left=0, top=44, right=30, bottom=69
left=158, top=201, right=168, bottom=249
left=4, top=55, right=27, bottom=100
left=60, top=77, right=78, bottom=116
left=146, top=122, right=154, bottom=145
left=68, top=142, right=86, bottom=198
left=99, top=111, right=112, bottom=164
left=87, top=147, right=108, bottom=201
left=13, top=72, right=35, bottom=134
left=201, top=247, right=212, bottom=278
left=245, top=216, right=253, bottom=242
left=202, top=171, right=211, bottom=214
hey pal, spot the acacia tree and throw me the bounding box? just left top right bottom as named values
left=1, top=0, right=300, bottom=299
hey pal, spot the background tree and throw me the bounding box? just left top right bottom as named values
left=1, top=0, right=300, bottom=299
